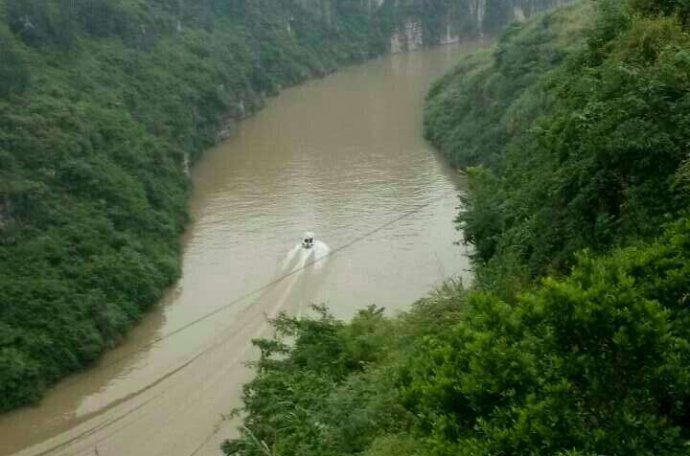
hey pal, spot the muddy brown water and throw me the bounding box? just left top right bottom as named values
left=0, top=41, right=484, bottom=456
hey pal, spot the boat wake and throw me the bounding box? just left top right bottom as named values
left=282, top=240, right=330, bottom=273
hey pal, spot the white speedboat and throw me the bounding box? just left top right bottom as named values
left=302, top=232, right=315, bottom=249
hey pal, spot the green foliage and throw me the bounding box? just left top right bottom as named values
left=223, top=305, right=406, bottom=456
left=401, top=219, right=690, bottom=455
left=226, top=2, right=690, bottom=455
left=1, top=0, right=485, bottom=412
left=630, top=0, right=690, bottom=23
left=225, top=219, right=690, bottom=455
left=424, top=2, right=593, bottom=167
left=467, top=13, right=690, bottom=277
left=427, top=0, right=690, bottom=278
left=0, top=33, right=28, bottom=98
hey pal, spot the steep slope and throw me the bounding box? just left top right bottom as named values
left=0, top=0, right=391, bottom=412
left=0, top=0, right=560, bottom=413
left=424, top=1, right=592, bottom=168
left=225, top=1, right=690, bottom=454
left=225, top=218, right=690, bottom=456
left=426, top=0, right=690, bottom=283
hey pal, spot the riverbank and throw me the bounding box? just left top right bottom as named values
left=0, top=42, right=482, bottom=456
left=0, top=0, right=561, bottom=414
left=0, top=0, right=392, bottom=412
left=224, top=1, right=690, bottom=454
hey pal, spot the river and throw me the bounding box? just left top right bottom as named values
left=0, top=41, right=482, bottom=456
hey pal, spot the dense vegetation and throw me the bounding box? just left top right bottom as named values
left=0, top=0, right=412, bottom=412
left=0, top=0, right=558, bottom=413
left=427, top=0, right=690, bottom=282
left=226, top=219, right=690, bottom=455
left=424, top=1, right=592, bottom=168
left=225, top=1, right=690, bottom=454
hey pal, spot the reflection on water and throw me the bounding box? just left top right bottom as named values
left=0, top=41, right=486, bottom=456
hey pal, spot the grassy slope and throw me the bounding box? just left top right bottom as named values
left=226, top=1, right=690, bottom=454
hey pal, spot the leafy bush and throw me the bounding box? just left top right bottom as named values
left=225, top=218, right=690, bottom=456
left=424, top=2, right=593, bottom=168
left=226, top=2, right=690, bottom=455
left=464, top=12, right=690, bottom=278
left=630, top=0, right=690, bottom=23
left=0, top=0, right=455, bottom=412
left=401, top=218, right=690, bottom=455
left=427, top=0, right=690, bottom=279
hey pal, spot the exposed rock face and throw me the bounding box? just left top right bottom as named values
left=466, top=0, right=570, bottom=35
left=290, top=0, right=568, bottom=54
left=387, top=0, right=568, bottom=51
left=513, top=5, right=527, bottom=22
left=391, top=19, right=424, bottom=53
left=470, top=0, right=487, bottom=32
left=439, top=8, right=462, bottom=44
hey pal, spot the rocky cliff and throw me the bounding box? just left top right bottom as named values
left=387, top=0, right=570, bottom=53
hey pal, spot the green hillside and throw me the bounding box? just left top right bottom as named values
left=0, top=0, right=397, bottom=412
left=0, top=0, right=561, bottom=414
left=225, top=1, right=690, bottom=454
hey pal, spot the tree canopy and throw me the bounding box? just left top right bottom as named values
left=226, top=1, right=690, bottom=454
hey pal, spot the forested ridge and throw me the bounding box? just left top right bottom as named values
left=0, top=0, right=559, bottom=413
left=226, top=1, right=690, bottom=454
left=0, top=0, right=402, bottom=412
left=0, top=0, right=414, bottom=412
